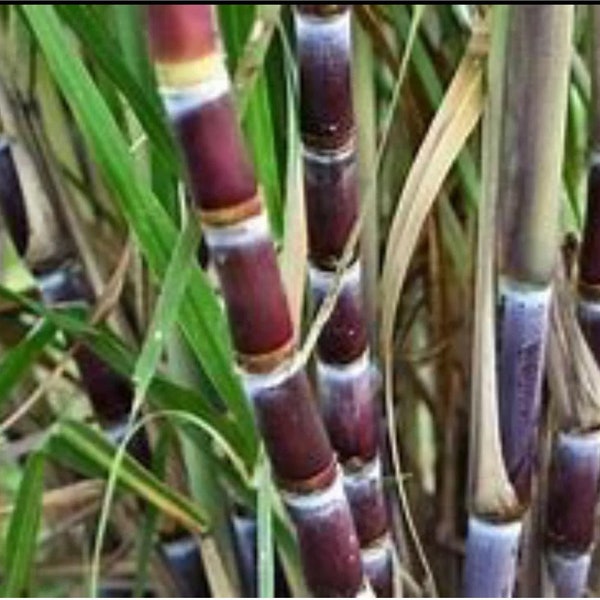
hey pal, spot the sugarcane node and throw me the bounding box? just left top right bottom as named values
left=155, top=54, right=222, bottom=89
left=362, top=532, right=394, bottom=553
left=196, top=193, right=263, bottom=228
left=147, top=4, right=218, bottom=63
left=237, top=338, right=296, bottom=375
left=343, top=456, right=373, bottom=474
left=296, top=5, right=350, bottom=19
left=278, top=454, right=338, bottom=495
left=301, top=127, right=357, bottom=155
left=37, top=262, right=94, bottom=306
left=577, top=279, right=600, bottom=303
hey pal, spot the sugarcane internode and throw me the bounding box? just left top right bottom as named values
left=498, top=281, right=552, bottom=504
left=546, top=431, right=600, bottom=596
left=148, top=5, right=369, bottom=596
left=294, top=5, right=395, bottom=595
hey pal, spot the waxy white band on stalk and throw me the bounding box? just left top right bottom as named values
left=343, top=456, right=382, bottom=489
left=38, top=266, right=87, bottom=308
left=282, top=468, right=347, bottom=513
left=105, top=420, right=133, bottom=446
left=161, top=65, right=231, bottom=121
left=294, top=9, right=351, bottom=54
left=557, top=429, right=600, bottom=454
left=241, top=354, right=302, bottom=399
left=317, top=350, right=370, bottom=384
left=547, top=551, right=591, bottom=597
left=309, top=259, right=361, bottom=293
left=361, top=534, right=394, bottom=566
left=203, top=212, right=269, bottom=249
left=467, top=515, right=522, bottom=542
left=303, top=140, right=356, bottom=164
left=463, top=516, right=522, bottom=597
left=578, top=297, right=600, bottom=316
left=162, top=535, right=199, bottom=559
left=498, top=278, right=553, bottom=305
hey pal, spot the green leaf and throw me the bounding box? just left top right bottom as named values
left=55, top=4, right=177, bottom=174
left=134, top=427, right=170, bottom=598
left=91, top=218, right=201, bottom=595
left=1, top=451, right=45, bottom=597
left=0, top=317, right=56, bottom=410
left=21, top=5, right=257, bottom=456
left=257, top=454, right=274, bottom=598
left=219, top=4, right=284, bottom=238
left=0, top=283, right=254, bottom=469
left=47, top=420, right=208, bottom=533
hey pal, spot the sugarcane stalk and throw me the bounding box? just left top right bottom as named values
left=543, top=8, right=600, bottom=596
left=496, top=5, right=573, bottom=506
left=294, top=6, right=394, bottom=596
left=0, top=136, right=209, bottom=598
left=546, top=431, right=600, bottom=597
left=464, top=6, right=573, bottom=597
left=463, top=10, right=521, bottom=594
left=146, top=6, right=367, bottom=596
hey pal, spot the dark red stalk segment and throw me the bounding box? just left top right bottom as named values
left=286, top=485, right=363, bottom=597
left=249, top=368, right=336, bottom=489
left=344, top=469, right=388, bottom=545
left=497, top=286, right=550, bottom=504
left=312, top=272, right=368, bottom=365
left=175, top=97, right=260, bottom=223
left=304, top=150, right=359, bottom=269
left=579, top=161, right=600, bottom=290
left=0, top=140, right=28, bottom=256
left=148, top=5, right=366, bottom=595
left=318, top=360, right=377, bottom=463
left=208, top=231, right=294, bottom=371
left=546, top=432, right=600, bottom=554
left=297, top=8, right=354, bottom=151
left=147, top=4, right=217, bottom=64
left=295, top=6, right=394, bottom=594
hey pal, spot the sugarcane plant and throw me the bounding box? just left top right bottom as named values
left=146, top=5, right=369, bottom=597
left=4, top=3, right=600, bottom=598
left=542, top=7, right=600, bottom=596
left=464, top=5, right=573, bottom=597
left=0, top=95, right=210, bottom=597
left=294, top=5, right=395, bottom=596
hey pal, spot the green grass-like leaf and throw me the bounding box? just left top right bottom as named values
left=21, top=5, right=258, bottom=458
left=1, top=451, right=45, bottom=597
left=0, top=317, right=56, bottom=411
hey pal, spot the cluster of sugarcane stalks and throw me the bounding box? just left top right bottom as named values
left=7, top=3, right=600, bottom=597
left=465, top=4, right=600, bottom=598
left=0, top=92, right=211, bottom=597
